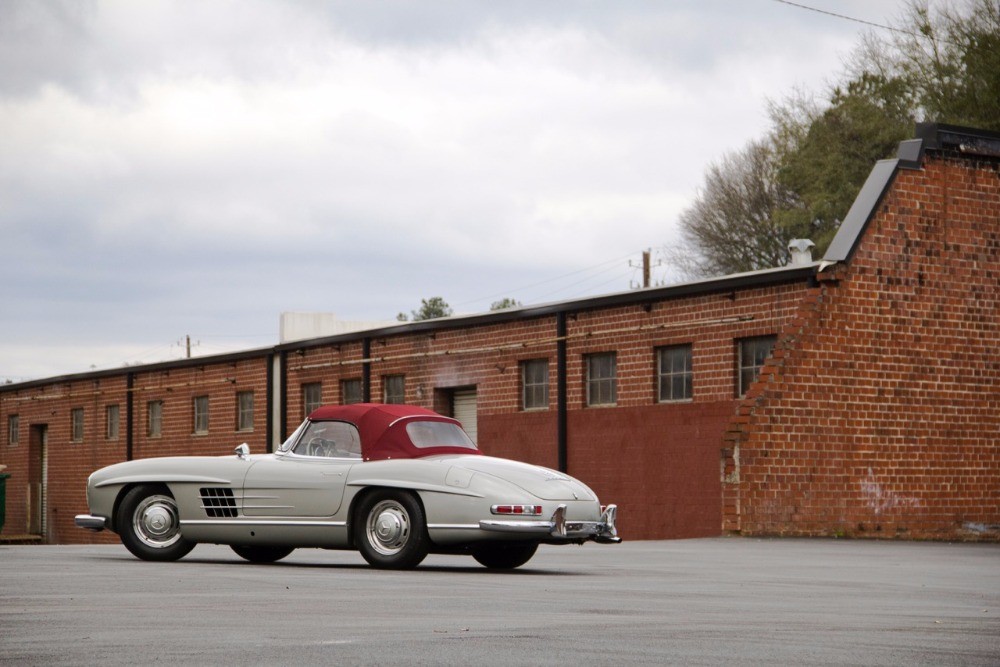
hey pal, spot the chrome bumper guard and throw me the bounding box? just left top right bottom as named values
left=479, top=504, right=620, bottom=543
left=74, top=514, right=107, bottom=532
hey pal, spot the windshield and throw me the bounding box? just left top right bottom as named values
left=279, top=420, right=308, bottom=452
left=405, top=420, right=477, bottom=450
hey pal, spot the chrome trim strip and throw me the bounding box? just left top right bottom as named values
left=181, top=519, right=347, bottom=527
left=238, top=505, right=295, bottom=510
left=479, top=519, right=552, bottom=533
left=74, top=514, right=107, bottom=531
left=426, top=523, right=480, bottom=530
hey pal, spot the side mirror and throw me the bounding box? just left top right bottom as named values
left=234, top=443, right=250, bottom=460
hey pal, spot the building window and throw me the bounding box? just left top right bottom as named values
left=237, top=391, right=254, bottom=431
left=586, top=352, right=617, bottom=406
left=71, top=408, right=84, bottom=442
left=383, top=375, right=405, bottom=404
left=341, top=379, right=363, bottom=405
left=521, top=359, right=549, bottom=410
left=193, top=395, right=209, bottom=434
left=106, top=404, right=120, bottom=440
left=147, top=400, right=163, bottom=438
left=302, top=383, right=322, bottom=417
left=738, top=335, right=777, bottom=397
left=7, top=415, right=18, bottom=446
left=657, top=345, right=693, bottom=402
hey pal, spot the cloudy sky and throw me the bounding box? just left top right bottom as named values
left=1, top=0, right=913, bottom=382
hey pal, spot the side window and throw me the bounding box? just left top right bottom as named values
left=147, top=400, right=163, bottom=438
left=657, top=345, right=693, bottom=402
left=7, top=414, right=19, bottom=446
left=738, top=335, right=777, bottom=397
left=193, top=395, right=209, bottom=435
left=340, top=379, right=363, bottom=405
left=586, top=352, right=617, bottom=407
left=383, top=375, right=405, bottom=404
left=302, top=383, right=322, bottom=417
left=71, top=408, right=84, bottom=442
left=521, top=359, right=549, bottom=410
left=292, top=421, right=362, bottom=459
left=105, top=404, right=120, bottom=440
left=237, top=391, right=254, bottom=431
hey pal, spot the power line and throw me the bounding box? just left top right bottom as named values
left=770, top=0, right=949, bottom=44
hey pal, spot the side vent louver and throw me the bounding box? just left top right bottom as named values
left=200, top=487, right=238, bottom=518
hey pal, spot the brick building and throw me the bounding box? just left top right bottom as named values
left=1, top=123, right=998, bottom=544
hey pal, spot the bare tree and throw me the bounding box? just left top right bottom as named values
left=675, top=140, right=795, bottom=277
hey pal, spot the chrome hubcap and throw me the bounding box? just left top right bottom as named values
left=133, top=494, right=182, bottom=549
left=366, top=500, right=410, bottom=556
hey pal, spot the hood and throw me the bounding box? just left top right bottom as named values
left=441, top=455, right=596, bottom=501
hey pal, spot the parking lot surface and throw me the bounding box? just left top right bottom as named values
left=1, top=537, right=998, bottom=665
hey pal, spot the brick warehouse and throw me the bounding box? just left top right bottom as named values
left=1, top=123, right=998, bottom=544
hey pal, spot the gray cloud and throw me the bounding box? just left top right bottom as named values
left=0, top=0, right=903, bottom=380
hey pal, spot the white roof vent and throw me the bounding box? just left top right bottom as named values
left=788, top=239, right=816, bottom=267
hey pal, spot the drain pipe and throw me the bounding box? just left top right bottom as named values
left=125, top=372, right=134, bottom=461
left=362, top=337, right=372, bottom=402
left=557, top=311, right=568, bottom=473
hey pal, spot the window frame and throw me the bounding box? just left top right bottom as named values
left=193, top=395, right=209, bottom=435
left=7, top=414, right=19, bottom=446
left=657, top=345, right=693, bottom=403
left=71, top=407, right=84, bottom=442
left=738, top=335, right=777, bottom=397
left=105, top=404, right=120, bottom=440
left=236, top=391, right=254, bottom=432
left=520, top=359, right=550, bottom=411
left=585, top=352, right=617, bottom=407
left=383, top=375, right=405, bottom=404
left=340, top=379, right=363, bottom=405
left=147, top=400, right=163, bottom=438
left=302, top=382, right=322, bottom=417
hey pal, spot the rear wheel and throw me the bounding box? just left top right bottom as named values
left=354, top=490, right=429, bottom=570
left=117, top=485, right=195, bottom=562
left=230, top=545, right=295, bottom=563
left=472, top=542, right=538, bottom=569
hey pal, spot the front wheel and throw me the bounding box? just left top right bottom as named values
left=116, top=485, right=195, bottom=562
left=354, top=490, right=429, bottom=569
left=230, top=545, right=295, bottom=563
left=472, top=542, right=538, bottom=569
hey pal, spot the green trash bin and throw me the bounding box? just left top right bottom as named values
left=0, top=472, right=9, bottom=533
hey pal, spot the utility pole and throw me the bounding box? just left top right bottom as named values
left=642, top=249, right=651, bottom=289
left=186, top=335, right=191, bottom=359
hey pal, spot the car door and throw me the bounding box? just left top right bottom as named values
left=241, top=419, right=362, bottom=518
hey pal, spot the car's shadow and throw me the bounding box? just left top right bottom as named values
left=85, top=552, right=583, bottom=575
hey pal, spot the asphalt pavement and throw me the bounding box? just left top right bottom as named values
left=1, top=538, right=998, bottom=666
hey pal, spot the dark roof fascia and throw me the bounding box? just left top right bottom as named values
left=0, top=346, right=274, bottom=394
left=916, top=122, right=1000, bottom=157
left=277, top=263, right=819, bottom=353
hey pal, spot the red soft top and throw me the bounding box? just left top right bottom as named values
left=306, top=403, right=481, bottom=461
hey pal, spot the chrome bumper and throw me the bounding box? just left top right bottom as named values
left=75, top=514, right=107, bottom=531
left=479, top=504, right=620, bottom=543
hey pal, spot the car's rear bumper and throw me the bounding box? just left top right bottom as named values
left=479, top=504, right=620, bottom=543
left=75, top=514, right=107, bottom=531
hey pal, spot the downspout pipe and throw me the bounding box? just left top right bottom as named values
left=557, top=312, right=568, bottom=473
left=362, top=337, right=372, bottom=402
left=126, top=372, right=134, bottom=461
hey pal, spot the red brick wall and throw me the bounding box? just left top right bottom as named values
left=0, top=356, right=270, bottom=543
left=725, top=151, right=1000, bottom=540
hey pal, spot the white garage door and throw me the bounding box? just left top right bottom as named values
left=452, top=389, right=478, bottom=444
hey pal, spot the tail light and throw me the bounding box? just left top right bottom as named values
left=491, top=504, right=543, bottom=516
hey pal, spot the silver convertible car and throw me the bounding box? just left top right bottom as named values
left=75, top=404, right=619, bottom=569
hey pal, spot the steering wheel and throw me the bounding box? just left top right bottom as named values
left=307, top=437, right=334, bottom=457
